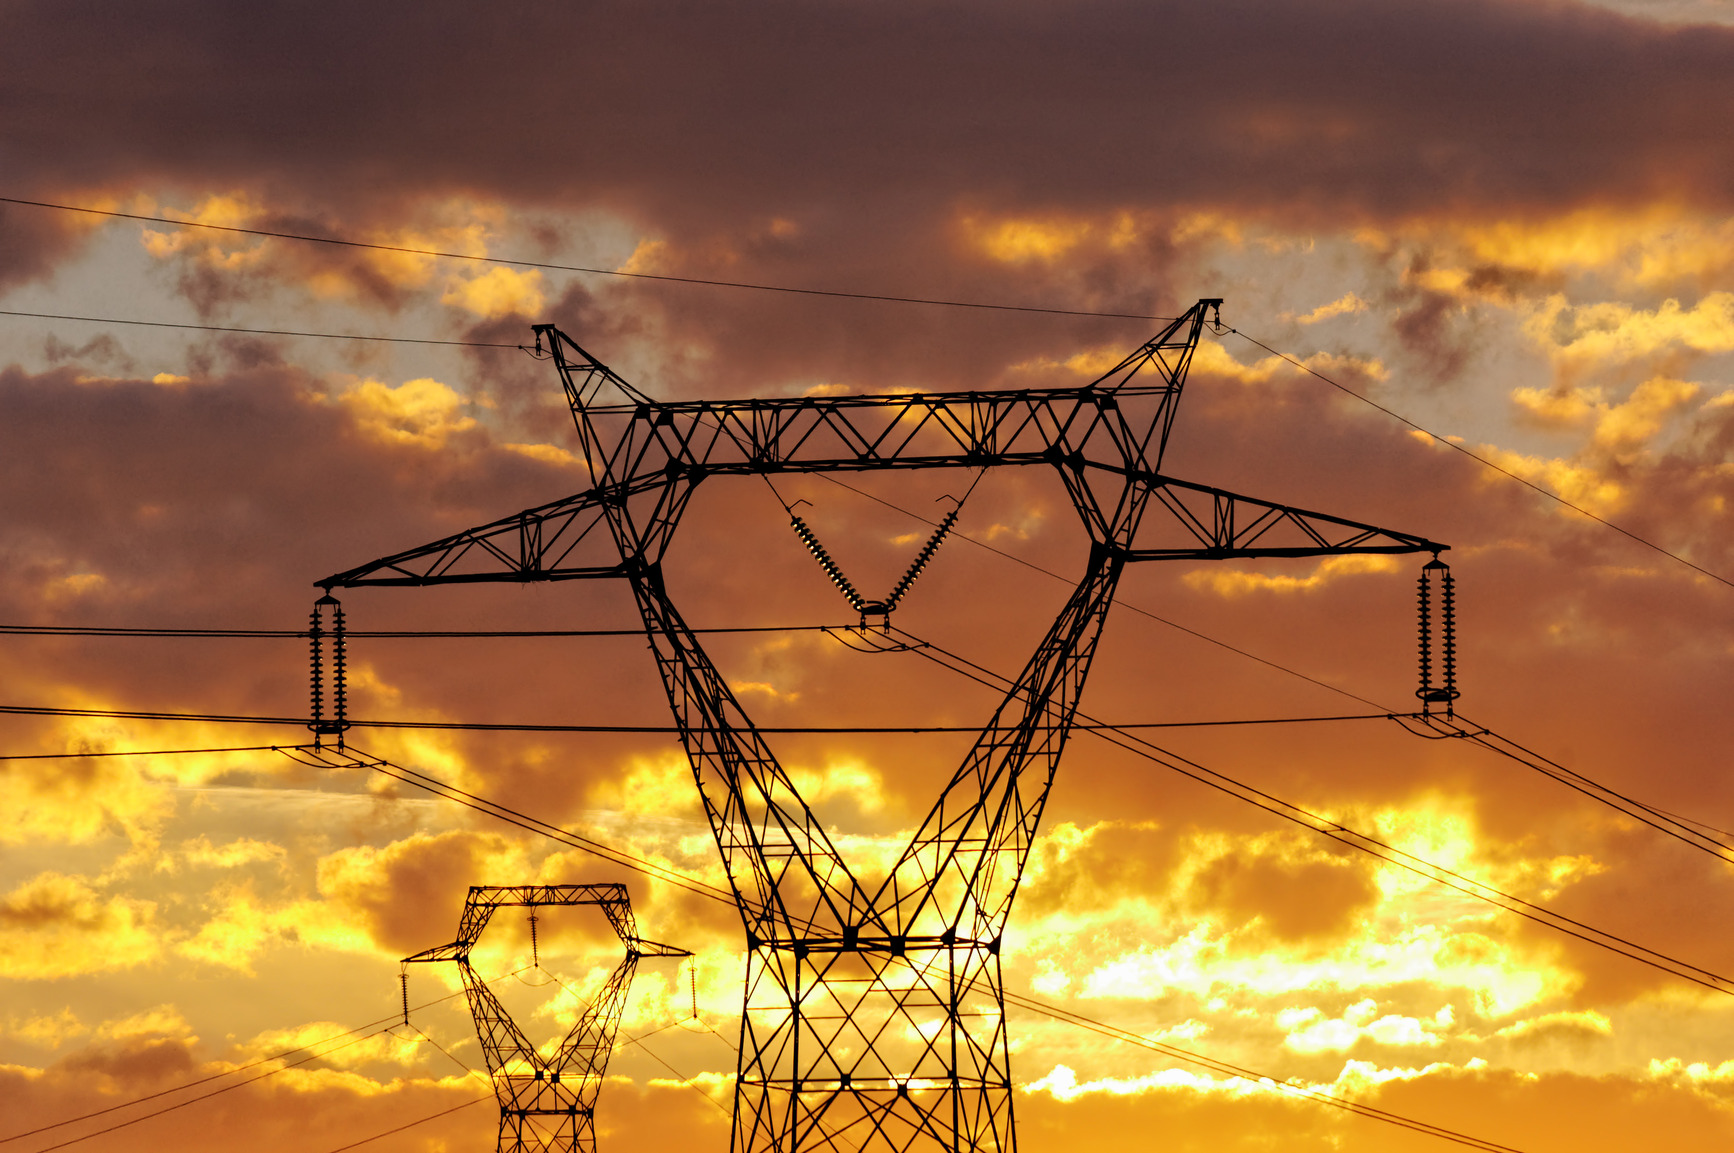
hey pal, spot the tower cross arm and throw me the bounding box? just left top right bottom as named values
left=1126, top=473, right=1447, bottom=559
left=317, top=486, right=630, bottom=588
left=626, top=937, right=692, bottom=959
left=401, top=940, right=467, bottom=963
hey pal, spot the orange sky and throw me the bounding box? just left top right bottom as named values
left=5, top=2, right=1734, bottom=1151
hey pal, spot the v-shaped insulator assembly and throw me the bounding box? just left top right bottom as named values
left=791, top=508, right=959, bottom=622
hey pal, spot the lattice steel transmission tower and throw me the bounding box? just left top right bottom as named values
left=403, top=884, right=688, bottom=1153
left=325, top=299, right=1446, bottom=1152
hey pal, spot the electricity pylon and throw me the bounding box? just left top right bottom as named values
left=325, top=299, right=1446, bottom=1152
left=403, top=884, right=688, bottom=1153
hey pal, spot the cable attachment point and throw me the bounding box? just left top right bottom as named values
left=1416, top=556, right=1460, bottom=716
left=308, top=594, right=351, bottom=749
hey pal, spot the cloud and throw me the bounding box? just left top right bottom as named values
left=1289, top=293, right=1370, bottom=325
left=0, top=873, right=163, bottom=978
left=1527, top=292, right=1734, bottom=365
left=314, top=829, right=533, bottom=956
left=337, top=376, right=479, bottom=447
left=1182, top=554, right=1404, bottom=598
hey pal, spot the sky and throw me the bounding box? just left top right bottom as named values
left=4, top=0, right=1734, bottom=1150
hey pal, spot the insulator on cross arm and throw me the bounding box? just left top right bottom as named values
left=885, top=509, right=958, bottom=611
left=309, top=593, right=352, bottom=748
left=790, top=516, right=867, bottom=611
left=1415, top=557, right=1460, bottom=716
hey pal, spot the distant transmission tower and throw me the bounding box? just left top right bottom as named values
left=327, top=299, right=1445, bottom=1151
left=403, top=884, right=688, bottom=1153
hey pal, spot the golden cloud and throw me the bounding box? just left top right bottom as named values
left=0, top=872, right=163, bottom=978
left=1182, top=554, right=1403, bottom=598
left=337, top=377, right=479, bottom=447
left=1470, top=444, right=1630, bottom=515
left=1455, top=210, right=1734, bottom=291
left=1525, top=292, right=1734, bottom=365
left=315, top=828, right=533, bottom=956
left=441, top=265, right=547, bottom=319
left=1289, top=293, right=1370, bottom=325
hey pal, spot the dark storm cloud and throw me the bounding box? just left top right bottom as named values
left=5, top=0, right=1734, bottom=242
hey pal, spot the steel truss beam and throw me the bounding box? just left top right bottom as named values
left=405, top=884, right=687, bottom=1153
left=328, top=300, right=1446, bottom=1152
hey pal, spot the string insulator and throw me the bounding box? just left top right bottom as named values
left=400, top=968, right=410, bottom=1027
left=884, top=509, right=958, bottom=612
left=529, top=912, right=540, bottom=968
left=790, top=516, right=867, bottom=611
left=309, top=594, right=352, bottom=748
left=689, top=958, right=698, bottom=1020
left=1416, top=558, right=1460, bottom=716
left=308, top=605, right=324, bottom=734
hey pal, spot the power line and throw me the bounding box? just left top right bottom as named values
left=1228, top=327, right=1734, bottom=591
left=284, top=745, right=734, bottom=908
left=818, top=469, right=1734, bottom=869
left=810, top=472, right=1392, bottom=711
left=321, top=741, right=1531, bottom=1153
left=0, top=623, right=834, bottom=639
left=1447, top=717, right=1734, bottom=862
left=0, top=702, right=1396, bottom=735
left=0, top=195, right=1171, bottom=322
left=891, top=626, right=1734, bottom=997
left=995, top=988, right=1528, bottom=1153
left=318, top=1096, right=492, bottom=1153
left=0, top=308, right=518, bottom=349
left=0, top=744, right=282, bottom=762
left=17, top=1025, right=395, bottom=1153
left=0, top=973, right=511, bottom=1147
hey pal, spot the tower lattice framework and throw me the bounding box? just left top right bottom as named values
left=404, top=884, right=688, bottom=1153
left=326, top=299, right=1446, bottom=1152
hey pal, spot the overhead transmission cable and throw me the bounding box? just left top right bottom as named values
left=0, top=702, right=1395, bottom=736
left=0, top=969, right=528, bottom=1148
left=815, top=473, right=1734, bottom=865
left=1, top=189, right=1720, bottom=588
left=1444, top=718, right=1734, bottom=860
left=887, top=626, right=1734, bottom=996
left=280, top=745, right=729, bottom=908
left=0, top=196, right=1172, bottom=322
left=316, top=1096, right=493, bottom=1153
left=0, top=623, right=835, bottom=638
left=811, top=471, right=1392, bottom=711
left=1226, top=326, right=1734, bottom=591
left=0, top=308, right=519, bottom=349
left=988, top=985, right=1528, bottom=1153
left=304, top=741, right=1528, bottom=1153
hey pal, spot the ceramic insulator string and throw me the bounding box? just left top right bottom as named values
left=885, top=509, right=958, bottom=611
left=1416, top=558, right=1460, bottom=715
left=790, top=516, right=867, bottom=611
left=308, top=594, right=352, bottom=747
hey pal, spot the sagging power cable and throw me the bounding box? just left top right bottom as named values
left=3, top=967, right=531, bottom=1151
left=1227, top=326, right=1734, bottom=592
left=0, top=196, right=1174, bottom=322
left=889, top=626, right=1734, bottom=996
left=299, top=740, right=1529, bottom=1153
